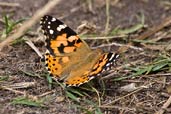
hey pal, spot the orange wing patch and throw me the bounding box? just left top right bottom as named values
left=45, top=53, right=63, bottom=77
left=65, top=75, right=89, bottom=86
left=49, top=34, right=82, bottom=55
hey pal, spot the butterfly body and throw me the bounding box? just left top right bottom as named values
left=40, top=15, right=119, bottom=86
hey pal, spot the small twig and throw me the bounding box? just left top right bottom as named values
left=91, top=87, right=101, bottom=106
left=139, top=73, right=171, bottom=77
left=155, top=96, right=171, bottom=114
left=142, top=44, right=165, bottom=51
left=102, top=82, right=155, bottom=106
left=136, top=16, right=171, bottom=40
left=0, top=86, right=26, bottom=95
left=4, top=82, right=36, bottom=89
left=99, top=105, right=136, bottom=111
left=92, top=42, right=144, bottom=51
left=104, top=0, right=110, bottom=34
left=0, top=2, right=20, bottom=7
left=0, top=84, right=52, bottom=100
left=103, top=88, right=143, bottom=106
left=25, top=38, right=43, bottom=58
left=38, top=90, right=55, bottom=97
left=0, top=86, right=37, bottom=101
left=86, top=0, right=94, bottom=13
left=82, top=34, right=127, bottom=40
left=0, top=84, right=37, bottom=100
left=0, top=0, right=62, bottom=51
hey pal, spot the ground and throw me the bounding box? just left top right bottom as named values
left=1, top=0, right=171, bottom=114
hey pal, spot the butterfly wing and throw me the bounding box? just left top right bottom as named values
left=65, top=52, right=119, bottom=86
left=40, top=15, right=90, bottom=56
left=40, top=15, right=119, bottom=86
left=40, top=15, right=92, bottom=78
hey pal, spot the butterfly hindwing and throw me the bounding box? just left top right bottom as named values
left=64, top=52, right=119, bottom=86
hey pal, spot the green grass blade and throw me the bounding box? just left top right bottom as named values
left=65, top=91, right=80, bottom=102
left=152, top=62, right=169, bottom=71
left=66, top=88, right=84, bottom=97
left=117, top=23, right=144, bottom=35
left=46, top=74, right=52, bottom=89
left=0, top=76, right=9, bottom=81
left=11, top=97, right=45, bottom=107
left=4, top=15, right=9, bottom=35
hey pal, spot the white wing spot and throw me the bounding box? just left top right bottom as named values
left=109, top=54, right=115, bottom=61
left=116, top=54, right=119, bottom=58
left=45, top=50, right=50, bottom=54
left=48, top=22, right=51, bottom=24
left=57, top=24, right=67, bottom=31
left=48, top=26, right=50, bottom=28
left=106, top=63, right=110, bottom=67
left=89, top=76, right=94, bottom=80
left=49, top=30, right=54, bottom=34
left=51, top=17, right=56, bottom=22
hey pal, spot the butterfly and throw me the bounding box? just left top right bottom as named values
left=40, top=15, right=119, bottom=86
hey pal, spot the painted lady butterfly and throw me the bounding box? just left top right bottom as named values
left=40, top=15, right=119, bottom=86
